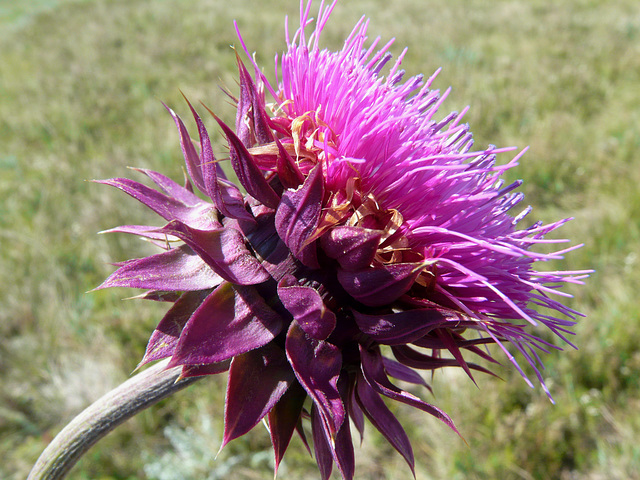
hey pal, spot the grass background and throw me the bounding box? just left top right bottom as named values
left=1, top=0, right=639, bottom=478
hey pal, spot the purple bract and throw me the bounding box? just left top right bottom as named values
left=96, top=1, right=590, bottom=478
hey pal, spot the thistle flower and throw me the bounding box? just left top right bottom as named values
left=97, top=1, right=589, bottom=478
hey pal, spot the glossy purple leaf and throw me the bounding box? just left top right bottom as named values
left=333, top=419, right=355, bottom=480
left=452, top=339, right=502, bottom=365
left=169, top=282, right=284, bottom=366
left=355, top=372, right=415, bottom=474
left=348, top=385, right=365, bottom=443
left=333, top=375, right=355, bottom=480
left=311, top=405, right=333, bottom=480
left=241, top=216, right=299, bottom=282
left=391, top=345, right=498, bottom=377
left=164, top=103, right=206, bottom=193
left=359, top=345, right=460, bottom=435
left=217, top=177, right=254, bottom=221
left=413, top=333, right=497, bottom=351
left=213, top=114, right=280, bottom=209
left=352, top=307, right=462, bottom=345
left=95, top=177, right=218, bottom=230
left=285, top=321, right=345, bottom=437
left=277, top=275, right=336, bottom=340
left=108, top=258, right=137, bottom=268
left=223, top=344, right=295, bottom=447
left=100, top=225, right=178, bottom=249
left=132, top=168, right=205, bottom=207
left=268, top=382, right=308, bottom=474
left=139, top=290, right=212, bottom=366
left=337, top=262, right=427, bottom=307
left=183, top=98, right=254, bottom=222
left=98, top=245, right=222, bottom=292
left=275, top=163, right=324, bottom=268
left=179, top=360, right=231, bottom=378
left=182, top=168, right=194, bottom=193
left=274, top=136, right=304, bottom=189
left=130, top=290, right=182, bottom=302
left=159, top=221, right=270, bottom=285
left=435, top=328, right=477, bottom=384
left=382, top=357, right=431, bottom=391
left=296, top=416, right=312, bottom=457
left=235, top=54, right=273, bottom=146
left=320, top=226, right=382, bottom=271
left=235, top=56, right=253, bottom=147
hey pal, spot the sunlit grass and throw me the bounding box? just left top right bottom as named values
left=2, top=0, right=639, bottom=479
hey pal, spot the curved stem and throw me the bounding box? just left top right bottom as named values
left=28, top=359, right=202, bottom=480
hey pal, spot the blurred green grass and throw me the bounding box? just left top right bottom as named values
left=1, top=0, right=639, bottom=478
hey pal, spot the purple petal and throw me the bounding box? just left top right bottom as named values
left=274, top=136, right=304, bottom=189
left=352, top=307, right=462, bottom=345
left=100, top=225, right=178, bottom=249
left=169, top=282, right=284, bottom=366
left=132, top=168, right=205, bottom=207
left=285, top=321, right=345, bottom=437
left=332, top=376, right=355, bottom=480
left=179, top=360, right=231, bottom=378
left=240, top=214, right=298, bottom=281
left=268, top=382, right=307, bottom=474
left=235, top=58, right=253, bottom=147
left=435, top=328, right=477, bottom=383
left=333, top=422, right=355, bottom=480
left=337, top=261, right=427, bottom=307
left=214, top=114, right=280, bottom=208
left=140, top=290, right=211, bottom=366
left=311, top=405, right=333, bottom=480
left=382, top=357, right=431, bottom=391
left=413, top=333, right=497, bottom=351
left=296, top=417, right=312, bottom=456
left=320, top=226, right=382, bottom=271
left=159, top=221, right=270, bottom=285
left=391, top=345, right=498, bottom=377
left=277, top=275, right=336, bottom=340
left=164, top=103, right=206, bottom=193
left=214, top=177, right=255, bottom=223
left=95, top=177, right=217, bottom=230
left=359, top=345, right=460, bottom=435
left=348, top=385, right=365, bottom=443
left=275, top=163, right=324, bottom=268
left=355, top=372, right=415, bottom=474
left=223, top=343, right=295, bottom=446
left=235, top=54, right=273, bottom=146
left=184, top=99, right=254, bottom=222
left=130, top=290, right=182, bottom=302
left=97, top=245, right=222, bottom=292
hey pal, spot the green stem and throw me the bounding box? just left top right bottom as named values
left=27, top=359, right=201, bottom=480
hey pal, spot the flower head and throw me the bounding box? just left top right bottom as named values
left=97, top=1, right=590, bottom=478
